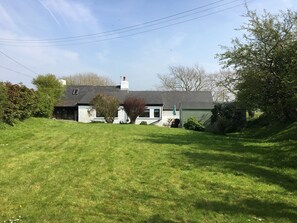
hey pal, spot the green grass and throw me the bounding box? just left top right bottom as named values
left=0, top=118, right=296, bottom=223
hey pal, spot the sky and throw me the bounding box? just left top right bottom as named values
left=0, top=0, right=296, bottom=90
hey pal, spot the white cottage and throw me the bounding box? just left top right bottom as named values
left=54, top=78, right=214, bottom=126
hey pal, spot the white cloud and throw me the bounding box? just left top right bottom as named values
left=0, top=29, right=82, bottom=86
left=37, top=0, right=61, bottom=27
left=42, top=0, right=100, bottom=32
left=0, top=3, right=18, bottom=31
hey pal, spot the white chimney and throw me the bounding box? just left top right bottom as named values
left=59, top=79, right=67, bottom=86
left=120, top=76, right=129, bottom=90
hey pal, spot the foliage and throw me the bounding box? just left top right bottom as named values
left=158, top=64, right=207, bottom=91
left=210, top=103, right=246, bottom=134
left=123, top=96, right=146, bottom=124
left=0, top=82, right=8, bottom=122
left=91, top=94, right=119, bottom=123
left=218, top=9, right=297, bottom=121
left=1, top=83, right=36, bottom=125
left=139, top=121, right=148, bottom=125
left=183, top=117, right=205, bottom=131
left=246, top=113, right=270, bottom=128
left=61, top=72, right=114, bottom=86
left=0, top=118, right=296, bottom=222
left=32, top=74, right=65, bottom=118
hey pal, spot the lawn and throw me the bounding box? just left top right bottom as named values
left=0, top=118, right=296, bottom=223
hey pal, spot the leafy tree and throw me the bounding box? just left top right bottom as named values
left=91, top=94, right=119, bottom=123
left=0, top=82, right=8, bottom=122
left=32, top=74, right=65, bottom=118
left=158, top=65, right=207, bottom=91
left=218, top=9, right=297, bottom=121
left=62, top=72, right=114, bottom=86
left=2, top=83, right=36, bottom=125
left=123, top=96, right=146, bottom=124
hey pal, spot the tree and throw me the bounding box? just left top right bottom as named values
left=91, top=94, right=119, bottom=123
left=0, top=82, right=8, bottom=122
left=32, top=74, right=65, bottom=118
left=2, top=83, right=36, bottom=125
left=218, top=9, right=297, bottom=121
left=123, top=96, right=146, bottom=124
left=205, top=70, right=237, bottom=102
left=62, top=72, right=114, bottom=86
left=158, top=65, right=207, bottom=91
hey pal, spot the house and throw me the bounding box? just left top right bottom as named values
left=54, top=77, right=214, bottom=126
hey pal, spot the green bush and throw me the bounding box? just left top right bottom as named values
left=210, top=103, right=246, bottom=134
left=0, top=82, right=8, bottom=122
left=246, top=113, right=270, bottom=128
left=183, top=117, right=205, bottom=131
left=139, top=121, right=147, bottom=125
left=2, top=83, right=36, bottom=125
left=32, top=74, right=65, bottom=118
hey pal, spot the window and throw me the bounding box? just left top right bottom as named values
left=139, top=109, right=150, bottom=117
left=72, top=89, right=79, bottom=95
left=154, top=109, right=160, bottom=118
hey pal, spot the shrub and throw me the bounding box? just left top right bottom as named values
left=184, top=117, right=205, bottom=131
left=32, top=74, right=65, bottom=118
left=91, top=94, right=119, bottom=123
left=0, top=82, right=8, bottom=122
left=246, top=113, right=270, bottom=128
left=139, top=121, right=147, bottom=125
left=2, top=83, right=36, bottom=125
left=123, top=96, right=146, bottom=124
left=210, top=103, right=246, bottom=134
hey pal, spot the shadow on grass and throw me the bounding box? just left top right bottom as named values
left=143, top=131, right=297, bottom=192
left=182, top=151, right=297, bottom=192
left=195, top=198, right=297, bottom=222
left=139, top=214, right=177, bottom=223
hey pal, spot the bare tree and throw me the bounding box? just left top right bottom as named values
left=158, top=65, right=207, bottom=91
left=157, top=65, right=237, bottom=102
left=204, top=70, right=237, bottom=102
left=62, top=72, right=114, bottom=86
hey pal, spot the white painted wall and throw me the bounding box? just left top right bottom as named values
left=78, top=105, right=96, bottom=123
left=78, top=105, right=165, bottom=125
left=134, top=106, right=162, bottom=125
left=159, top=110, right=180, bottom=127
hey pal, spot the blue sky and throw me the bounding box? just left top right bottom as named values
left=0, top=0, right=296, bottom=90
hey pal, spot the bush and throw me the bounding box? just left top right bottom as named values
left=246, top=113, right=270, bottom=128
left=2, top=83, right=36, bottom=125
left=0, top=82, right=8, bottom=122
left=123, top=96, right=146, bottom=124
left=91, top=94, right=119, bottom=123
left=32, top=74, right=65, bottom=118
left=184, top=117, right=205, bottom=131
left=210, top=103, right=246, bottom=134
left=139, top=121, right=147, bottom=125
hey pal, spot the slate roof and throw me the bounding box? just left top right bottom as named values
left=55, top=85, right=213, bottom=109
left=160, top=91, right=213, bottom=109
